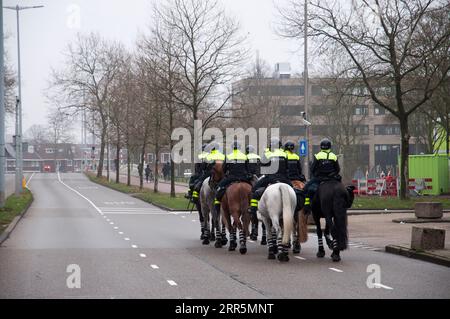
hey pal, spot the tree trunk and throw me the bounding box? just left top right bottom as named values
left=139, top=144, right=145, bottom=190
left=169, top=112, right=175, bottom=197
left=154, top=149, right=159, bottom=193
left=96, top=128, right=106, bottom=178
left=115, top=142, right=120, bottom=184
left=127, top=145, right=131, bottom=186
left=399, top=117, right=410, bottom=200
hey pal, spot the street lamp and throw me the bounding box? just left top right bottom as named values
left=3, top=4, right=44, bottom=195
left=0, top=0, right=5, bottom=207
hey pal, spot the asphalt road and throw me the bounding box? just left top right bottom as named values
left=0, top=173, right=449, bottom=299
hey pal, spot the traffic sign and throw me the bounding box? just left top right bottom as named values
left=299, top=140, right=308, bottom=156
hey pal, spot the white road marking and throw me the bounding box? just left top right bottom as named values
left=151, top=265, right=159, bottom=269
left=373, top=283, right=393, bottom=290
left=167, top=280, right=177, bottom=286
left=57, top=172, right=103, bottom=214
left=139, top=253, right=146, bottom=258
left=25, top=172, right=36, bottom=188
left=118, top=231, right=124, bottom=235
left=109, top=222, right=114, bottom=225
left=114, top=227, right=119, bottom=230
left=192, top=220, right=196, bottom=222
left=131, top=245, right=138, bottom=248
left=124, top=237, right=130, bottom=241
left=181, top=216, right=186, bottom=218
left=329, top=268, right=343, bottom=273
left=294, top=256, right=306, bottom=260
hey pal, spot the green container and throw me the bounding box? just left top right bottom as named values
left=407, top=154, right=449, bottom=195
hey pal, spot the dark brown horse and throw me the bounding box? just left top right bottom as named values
left=221, top=181, right=252, bottom=254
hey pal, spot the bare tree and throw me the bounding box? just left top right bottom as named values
left=3, top=35, right=16, bottom=113
left=154, top=0, right=249, bottom=135
left=47, top=107, right=74, bottom=170
left=49, top=33, right=126, bottom=178
left=278, top=0, right=450, bottom=199
left=24, top=124, right=50, bottom=145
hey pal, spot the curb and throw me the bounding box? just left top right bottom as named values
left=0, top=193, right=34, bottom=246
left=385, top=245, right=450, bottom=268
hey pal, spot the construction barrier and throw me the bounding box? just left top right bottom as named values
left=352, top=176, right=398, bottom=196
left=408, top=178, right=433, bottom=194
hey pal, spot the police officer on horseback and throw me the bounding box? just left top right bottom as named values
left=249, top=137, right=292, bottom=219
left=191, top=141, right=225, bottom=204
left=246, top=144, right=261, bottom=179
left=303, top=138, right=341, bottom=213
left=187, top=143, right=209, bottom=202
left=213, top=141, right=252, bottom=214
left=284, top=141, right=306, bottom=185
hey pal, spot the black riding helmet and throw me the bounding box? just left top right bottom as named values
left=246, top=145, right=255, bottom=154
left=270, top=137, right=282, bottom=150
left=284, top=140, right=295, bottom=151
left=320, top=138, right=332, bottom=150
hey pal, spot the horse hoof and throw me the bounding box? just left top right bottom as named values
left=221, top=239, right=228, bottom=246
left=268, top=253, right=276, bottom=260
left=250, top=235, right=257, bottom=241
left=260, top=237, right=267, bottom=245
left=228, top=246, right=236, bottom=251
left=210, top=235, right=216, bottom=241
left=214, top=241, right=222, bottom=248
left=293, top=246, right=301, bottom=254
left=239, top=247, right=247, bottom=255
left=331, top=252, right=341, bottom=262
left=316, top=250, right=325, bottom=258
left=277, top=253, right=289, bottom=262
left=202, top=238, right=210, bottom=245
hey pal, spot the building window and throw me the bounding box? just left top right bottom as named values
left=45, top=148, right=54, bottom=154
left=374, top=125, right=400, bottom=135
left=374, top=105, right=386, bottom=115
left=354, top=105, right=368, bottom=115
left=161, top=153, right=171, bottom=163
left=67, top=160, right=73, bottom=166
left=249, top=85, right=304, bottom=96
left=354, top=125, right=369, bottom=135
left=280, top=105, right=304, bottom=116
left=280, top=125, right=306, bottom=136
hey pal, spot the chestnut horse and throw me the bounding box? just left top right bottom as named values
left=221, top=181, right=252, bottom=254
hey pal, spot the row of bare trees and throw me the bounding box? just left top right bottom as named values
left=47, top=0, right=248, bottom=197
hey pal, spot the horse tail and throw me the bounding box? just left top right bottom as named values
left=280, top=184, right=294, bottom=246
left=333, top=189, right=349, bottom=250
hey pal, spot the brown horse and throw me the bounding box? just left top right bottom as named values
left=221, top=181, right=252, bottom=254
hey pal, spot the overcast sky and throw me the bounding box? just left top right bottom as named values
left=2, top=0, right=304, bottom=142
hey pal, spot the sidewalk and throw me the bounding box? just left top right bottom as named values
left=345, top=212, right=450, bottom=265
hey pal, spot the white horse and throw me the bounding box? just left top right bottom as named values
left=257, top=183, right=297, bottom=262
left=199, top=177, right=227, bottom=247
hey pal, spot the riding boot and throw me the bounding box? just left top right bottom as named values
left=249, top=203, right=258, bottom=220
left=214, top=199, right=221, bottom=214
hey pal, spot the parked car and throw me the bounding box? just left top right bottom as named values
left=44, top=165, right=51, bottom=172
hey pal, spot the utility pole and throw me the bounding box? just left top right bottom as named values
left=303, top=0, right=311, bottom=179
left=0, top=0, right=6, bottom=207
left=4, top=4, right=44, bottom=194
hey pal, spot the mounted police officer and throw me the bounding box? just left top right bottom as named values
left=246, top=144, right=261, bottom=181
left=249, top=137, right=292, bottom=219
left=303, top=138, right=341, bottom=214
left=213, top=141, right=251, bottom=214
left=284, top=141, right=306, bottom=185
left=187, top=143, right=209, bottom=202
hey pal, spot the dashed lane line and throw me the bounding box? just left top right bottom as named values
left=373, top=283, right=394, bottom=290
left=124, top=237, right=130, bottom=241
left=151, top=265, right=159, bottom=269
left=294, top=256, right=306, bottom=260
left=25, top=172, right=36, bottom=188
left=167, top=280, right=177, bottom=286
left=329, top=268, right=343, bottom=273
left=140, top=253, right=147, bottom=258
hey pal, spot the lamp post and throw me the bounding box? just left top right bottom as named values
left=3, top=4, right=44, bottom=195
left=303, top=0, right=311, bottom=179
left=300, top=111, right=312, bottom=178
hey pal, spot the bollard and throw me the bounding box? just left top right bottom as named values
left=411, top=226, right=445, bottom=250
